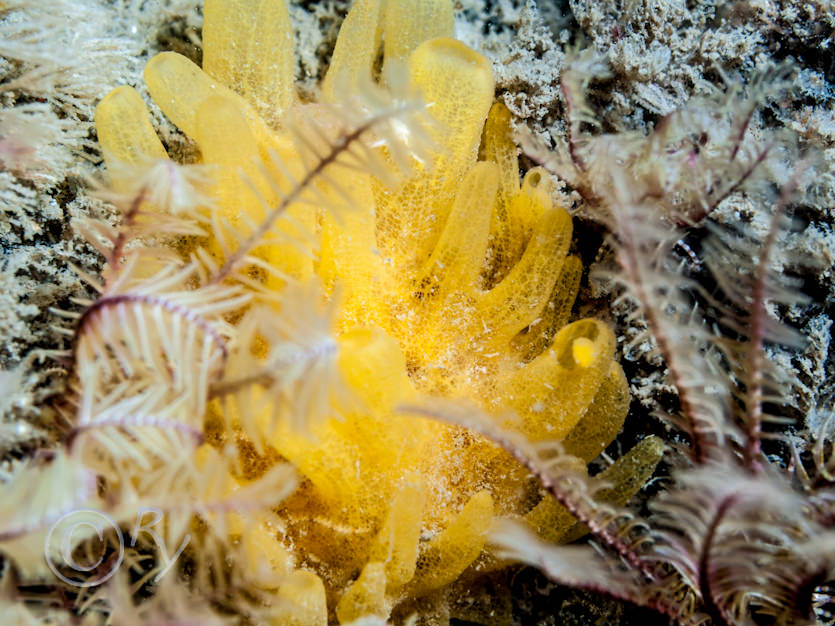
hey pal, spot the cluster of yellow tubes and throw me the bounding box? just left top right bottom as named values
left=94, top=0, right=662, bottom=622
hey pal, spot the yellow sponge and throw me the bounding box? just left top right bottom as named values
left=92, top=0, right=662, bottom=621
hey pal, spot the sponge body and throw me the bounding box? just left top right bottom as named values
left=93, top=0, right=662, bottom=621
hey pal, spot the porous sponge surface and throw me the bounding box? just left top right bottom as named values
left=94, top=0, right=654, bottom=621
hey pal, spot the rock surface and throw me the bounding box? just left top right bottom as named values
left=1, top=0, right=833, bottom=623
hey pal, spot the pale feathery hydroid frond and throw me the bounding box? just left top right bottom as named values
left=0, top=450, right=97, bottom=542
left=0, top=1, right=137, bottom=106
left=212, top=284, right=355, bottom=449
left=106, top=443, right=297, bottom=550
left=61, top=257, right=245, bottom=476
left=602, top=179, right=740, bottom=463
left=76, top=162, right=214, bottom=291
left=72, top=265, right=240, bottom=397
left=536, top=49, right=793, bottom=223
left=136, top=446, right=299, bottom=601
left=94, top=571, right=234, bottom=626
left=0, top=104, right=79, bottom=179
left=0, top=0, right=153, bottom=186
left=700, top=161, right=813, bottom=468
left=93, top=156, right=216, bottom=221
left=646, top=460, right=826, bottom=626
left=488, top=520, right=680, bottom=622
left=0, top=444, right=298, bottom=603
